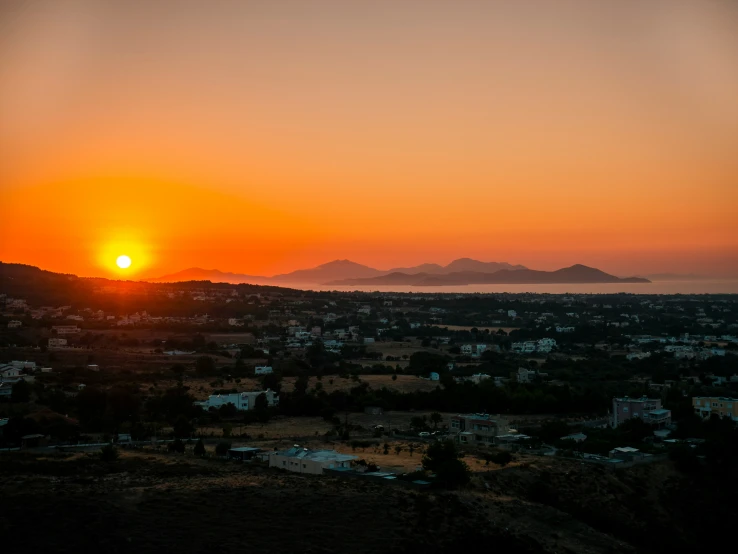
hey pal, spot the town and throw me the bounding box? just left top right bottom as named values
left=1, top=262, right=738, bottom=552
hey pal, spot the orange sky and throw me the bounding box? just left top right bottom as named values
left=1, top=1, right=737, bottom=279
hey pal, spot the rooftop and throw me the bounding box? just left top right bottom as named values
left=277, top=446, right=357, bottom=463
left=612, top=446, right=639, bottom=453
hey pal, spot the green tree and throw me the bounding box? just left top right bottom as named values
left=172, top=414, right=193, bottom=438
left=100, top=444, right=119, bottom=462
left=492, top=451, right=513, bottom=466
left=11, top=380, right=31, bottom=403
left=261, top=372, right=282, bottom=393
left=171, top=364, right=187, bottom=379
left=410, top=415, right=428, bottom=430
left=215, top=441, right=231, bottom=456
left=195, top=356, right=216, bottom=375
left=538, top=420, right=571, bottom=443
left=422, top=440, right=470, bottom=489
left=307, top=339, right=328, bottom=369
left=253, top=392, right=271, bottom=424
left=194, top=438, right=206, bottom=456
left=130, top=421, right=151, bottom=441
left=168, top=437, right=186, bottom=453
left=429, top=412, right=443, bottom=429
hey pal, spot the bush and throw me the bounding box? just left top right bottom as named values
left=492, top=451, right=513, bottom=466
left=670, top=445, right=701, bottom=473
left=194, top=438, right=206, bottom=456
left=168, top=438, right=185, bottom=453
left=422, top=440, right=470, bottom=489
left=215, top=441, right=231, bottom=457
left=100, top=444, right=119, bottom=462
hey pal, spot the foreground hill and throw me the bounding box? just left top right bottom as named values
left=1, top=449, right=735, bottom=553
left=328, top=264, right=651, bottom=286
left=0, top=262, right=296, bottom=309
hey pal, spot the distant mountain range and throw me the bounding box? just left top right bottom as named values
left=328, top=264, right=649, bottom=286
left=146, top=259, right=650, bottom=286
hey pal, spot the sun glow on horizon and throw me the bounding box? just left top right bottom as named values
left=96, top=233, right=152, bottom=277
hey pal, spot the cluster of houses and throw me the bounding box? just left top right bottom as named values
left=194, top=389, right=279, bottom=411
left=624, top=333, right=737, bottom=361
left=511, top=338, right=557, bottom=354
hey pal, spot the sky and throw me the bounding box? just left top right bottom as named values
left=1, top=0, right=737, bottom=279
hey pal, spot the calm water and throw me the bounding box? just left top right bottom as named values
left=297, top=280, right=738, bottom=295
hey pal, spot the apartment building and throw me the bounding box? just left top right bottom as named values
left=449, top=413, right=510, bottom=445
left=611, top=396, right=671, bottom=428
left=693, top=397, right=738, bottom=422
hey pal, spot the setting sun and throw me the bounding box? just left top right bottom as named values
left=116, top=255, right=132, bottom=269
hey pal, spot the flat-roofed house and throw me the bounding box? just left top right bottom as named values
left=269, top=446, right=357, bottom=475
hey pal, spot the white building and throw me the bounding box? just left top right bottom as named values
left=508, top=310, right=517, bottom=318
left=269, top=446, right=357, bottom=475
left=196, top=390, right=279, bottom=411
left=228, top=318, right=245, bottom=327
left=461, top=344, right=473, bottom=355
left=1, top=367, right=21, bottom=379
left=7, top=320, right=22, bottom=329
left=48, top=338, right=68, bottom=348
left=511, top=341, right=537, bottom=354
left=537, top=338, right=557, bottom=353
left=254, top=366, right=273, bottom=375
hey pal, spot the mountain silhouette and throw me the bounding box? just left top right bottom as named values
left=327, top=264, right=651, bottom=286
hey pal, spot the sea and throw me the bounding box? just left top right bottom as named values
left=298, top=280, right=738, bottom=295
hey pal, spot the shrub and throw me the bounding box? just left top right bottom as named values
left=215, top=441, right=231, bottom=456
left=492, top=451, right=513, bottom=466
left=422, top=439, right=470, bottom=489
left=100, top=444, right=119, bottom=462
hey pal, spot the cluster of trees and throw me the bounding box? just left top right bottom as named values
left=278, top=378, right=608, bottom=421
